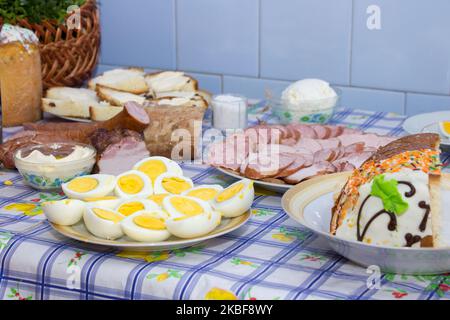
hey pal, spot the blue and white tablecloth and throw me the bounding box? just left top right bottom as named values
left=0, top=104, right=449, bottom=300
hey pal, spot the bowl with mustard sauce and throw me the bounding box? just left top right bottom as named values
left=14, top=143, right=96, bottom=191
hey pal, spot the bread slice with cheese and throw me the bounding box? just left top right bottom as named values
left=43, top=87, right=106, bottom=119
left=96, top=85, right=146, bottom=106
left=145, top=71, right=198, bottom=95
left=430, top=173, right=450, bottom=248
left=89, top=105, right=124, bottom=121
left=145, top=94, right=208, bottom=109
left=88, top=68, right=148, bottom=94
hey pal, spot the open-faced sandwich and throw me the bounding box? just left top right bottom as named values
left=331, top=133, right=449, bottom=248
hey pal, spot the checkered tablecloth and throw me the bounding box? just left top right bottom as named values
left=0, top=104, right=449, bottom=300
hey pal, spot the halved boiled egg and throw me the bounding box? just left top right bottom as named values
left=121, top=209, right=171, bottom=242
left=133, top=156, right=183, bottom=182
left=154, top=173, right=193, bottom=195
left=115, top=170, right=153, bottom=198
left=115, top=198, right=160, bottom=217
left=42, top=199, right=85, bottom=226
left=83, top=206, right=125, bottom=240
left=163, top=195, right=220, bottom=238
left=212, top=179, right=254, bottom=218
left=182, top=184, right=224, bottom=204
left=147, top=193, right=170, bottom=207
left=439, top=121, right=450, bottom=138
left=62, top=174, right=116, bottom=200
left=84, top=196, right=121, bottom=209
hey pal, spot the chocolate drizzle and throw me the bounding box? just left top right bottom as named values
left=418, top=201, right=430, bottom=232
left=357, top=196, right=397, bottom=242
left=356, top=180, right=430, bottom=247
left=398, top=181, right=416, bottom=198
left=405, top=233, right=422, bottom=247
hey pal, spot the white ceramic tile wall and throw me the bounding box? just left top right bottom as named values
left=98, top=0, right=450, bottom=115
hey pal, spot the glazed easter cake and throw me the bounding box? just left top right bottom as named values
left=330, top=133, right=450, bottom=248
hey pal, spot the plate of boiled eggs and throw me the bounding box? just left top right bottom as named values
left=42, top=156, right=253, bottom=251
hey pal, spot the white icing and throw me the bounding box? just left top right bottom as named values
left=335, top=169, right=432, bottom=247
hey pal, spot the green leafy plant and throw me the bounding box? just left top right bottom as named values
left=0, top=0, right=86, bottom=24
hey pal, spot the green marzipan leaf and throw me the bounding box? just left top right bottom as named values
left=370, top=175, right=409, bottom=216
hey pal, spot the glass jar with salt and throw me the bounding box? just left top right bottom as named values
left=212, top=94, right=248, bottom=130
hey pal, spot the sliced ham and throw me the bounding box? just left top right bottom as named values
left=283, top=161, right=336, bottom=184
left=327, top=125, right=344, bottom=138
left=289, top=124, right=317, bottom=139
left=90, top=129, right=149, bottom=175
left=317, top=138, right=341, bottom=150
left=311, top=125, right=331, bottom=139
left=344, top=142, right=365, bottom=156
left=244, top=152, right=294, bottom=179
left=275, top=156, right=307, bottom=178
left=314, top=148, right=337, bottom=163
left=295, top=138, right=323, bottom=154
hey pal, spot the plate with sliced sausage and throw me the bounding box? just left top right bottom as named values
left=207, top=123, right=396, bottom=193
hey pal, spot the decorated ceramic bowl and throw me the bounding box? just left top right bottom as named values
left=14, top=143, right=96, bottom=191
left=270, top=88, right=340, bottom=124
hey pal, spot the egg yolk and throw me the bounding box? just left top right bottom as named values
left=170, top=197, right=203, bottom=216
left=216, top=183, right=244, bottom=203
left=162, top=177, right=191, bottom=194
left=187, top=188, right=219, bottom=201
left=441, top=121, right=450, bottom=134
left=134, top=215, right=166, bottom=230
left=118, top=202, right=145, bottom=216
left=148, top=193, right=169, bottom=205
left=118, top=174, right=144, bottom=194
left=93, top=208, right=123, bottom=223
left=138, top=159, right=167, bottom=182
left=68, top=177, right=98, bottom=193
left=85, top=196, right=118, bottom=202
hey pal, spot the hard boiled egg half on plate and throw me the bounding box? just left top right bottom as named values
left=163, top=195, right=221, bottom=239
left=62, top=174, right=116, bottom=200
left=133, top=156, right=183, bottom=182
left=212, top=179, right=254, bottom=218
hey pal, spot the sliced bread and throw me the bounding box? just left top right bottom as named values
left=88, top=68, right=148, bottom=94
left=145, top=71, right=198, bottom=94
left=89, top=105, right=124, bottom=121
left=430, top=173, right=450, bottom=248
left=96, top=85, right=146, bottom=106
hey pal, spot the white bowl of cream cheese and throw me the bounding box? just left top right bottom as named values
left=271, top=79, right=340, bottom=124
left=14, top=143, right=96, bottom=191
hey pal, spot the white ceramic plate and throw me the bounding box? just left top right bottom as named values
left=217, top=168, right=292, bottom=193
left=49, top=211, right=250, bottom=252
left=282, top=172, right=450, bottom=275
left=402, top=111, right=450, bottom=152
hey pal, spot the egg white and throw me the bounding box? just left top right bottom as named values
left=115, top=198, right=161, bottom=217
left=62, top=174, right=116, bottom=200
left=42, top=199, right=85, bottom=226
left=165, top=209, right=221, bottom=239
left=83, top=205, right=125, bottom=240
left=212, top=179, right=254, bottom=218
left=154, top=173, right=194, bottom=195
left=182, top=184, right=224, bottom=204
left=84, top=196, right=122, bottom=209
left=114, top=170, right=153, bottom=198
left=121, top=209, right=171, bottom=242
left=133, top=156, right=183, bottom=182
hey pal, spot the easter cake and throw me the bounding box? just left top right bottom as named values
left=330, top=133, right=448, bottom=248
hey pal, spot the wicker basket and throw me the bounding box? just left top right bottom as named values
left=1, top=0, right=100, bottom=89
